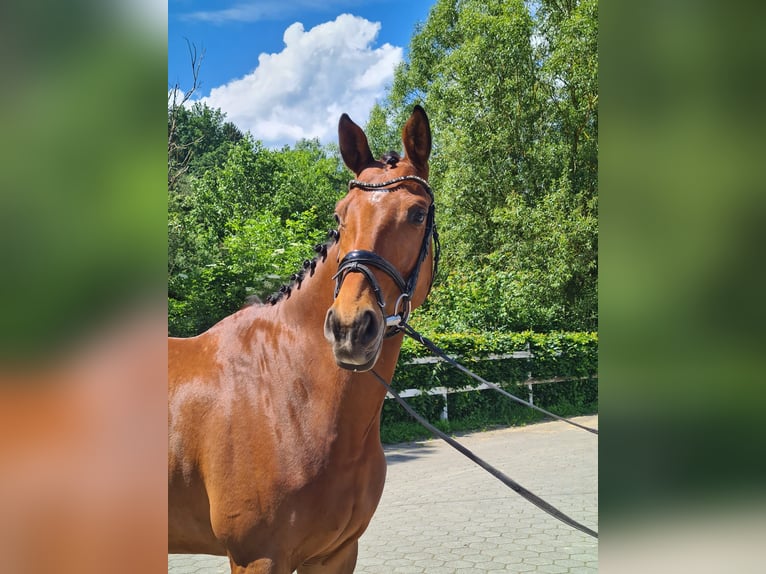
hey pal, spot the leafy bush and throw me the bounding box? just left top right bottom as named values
left=381, top=330, right=598, bottom=442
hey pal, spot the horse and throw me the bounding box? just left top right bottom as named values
left=168, top=105, right=438, bottom=573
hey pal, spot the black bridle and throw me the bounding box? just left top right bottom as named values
left=332, top=175, right=440, bottom=336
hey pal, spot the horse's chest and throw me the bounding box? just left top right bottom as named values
left=287, top=450, right=387, bottom=555
left=212, top=440, right=386, bottom=558
left=275, top=439, right=386, bottom=520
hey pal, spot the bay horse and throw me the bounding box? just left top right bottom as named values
left=168, top=106, right=437, bottom=573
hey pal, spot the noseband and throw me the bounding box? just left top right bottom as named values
left=332, top=175, right=440, bottom=336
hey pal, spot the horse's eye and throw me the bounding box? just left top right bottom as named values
left=410, top=210, right=427, bottom=225
left=334, top=213, right=341, bottom=225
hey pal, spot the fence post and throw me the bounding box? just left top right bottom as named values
left=440, top=389, right=449, bottom=421
left=526, top=341, right=534, bottom=405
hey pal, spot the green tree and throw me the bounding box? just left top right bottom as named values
left=168, top=131, right=348, bottom=337
left=168, top=102, right=244, bottom=190
left=364, top=103, right=402, bottom=159
left=271, top=138, right=350, bottom=222
left=376, top=0, right=597, bottom=332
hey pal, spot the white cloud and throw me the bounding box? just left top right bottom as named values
left=197, top=14, right=402, bottom=148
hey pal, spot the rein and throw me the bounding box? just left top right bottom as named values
left=371, top=365, right=598, bottom=539
left=332, top=175, right=440, bottom=336
left=372, top=320, right=599, bottom=539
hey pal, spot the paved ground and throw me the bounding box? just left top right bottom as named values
left=169, top=415, right=598, bottom=573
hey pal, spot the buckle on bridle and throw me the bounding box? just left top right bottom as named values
left=385, top=293, right=412, bottom=328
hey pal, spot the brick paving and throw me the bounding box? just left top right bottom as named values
left=169, top=415, right=598, bottom=573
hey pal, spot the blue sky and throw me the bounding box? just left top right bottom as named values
left=168, top=0, right=436, bottom=148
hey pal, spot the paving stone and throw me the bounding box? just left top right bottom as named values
left=540, top=550, right=572, bottom=561
left=467, top=541, right=498, bottom=551
left=458, top=545, right=485, bottom=556
left=444, top=559, right=480, bottom=569
left=416, top=567, right=461, bottom=574
left=570, top=552, right=597, bottom=562
left=510, top=563, right=539, bottom=573
left=538, top=564, right=569, bottom=573
left=471, top=559, right=509, bottom=571
left=553, top=558, right=587, bottom=568
left=523, top=556, right=554, bottom=566
left=525, top=543, right=556, bottom=555
left=412, top=558, right=445, bottom=568
left=378, top=558, right=410, bottom=567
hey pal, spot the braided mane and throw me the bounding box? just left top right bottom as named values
left=257, top=229, right=339, bottom=306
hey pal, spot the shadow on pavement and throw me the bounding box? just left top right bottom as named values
left=384, top=442, right=438, bottom=465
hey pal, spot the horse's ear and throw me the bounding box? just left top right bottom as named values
left=338, top=113, right=375, bottom=175
left=402, top=105, right=431, bottom=173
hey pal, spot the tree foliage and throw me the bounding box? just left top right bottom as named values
left=371, top=0, right=598, bottom=332
left=168, top=102, right=245, bottom=181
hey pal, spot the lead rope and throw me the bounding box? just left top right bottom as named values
left=370, top=368, right=598, bottom=539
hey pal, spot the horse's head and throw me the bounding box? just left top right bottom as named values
left=324, top=105, right=438, bottom=372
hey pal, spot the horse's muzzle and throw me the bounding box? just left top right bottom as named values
left=323, top=307, right=384, bottom=371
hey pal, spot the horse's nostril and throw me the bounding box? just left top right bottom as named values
left=359, top=310, right=380, bottom=346
left=324, top=309, right=339, bottom=341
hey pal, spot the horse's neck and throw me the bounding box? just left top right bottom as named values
left=275, top=242, right=402, bottom=444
